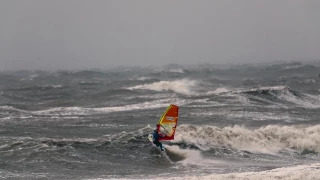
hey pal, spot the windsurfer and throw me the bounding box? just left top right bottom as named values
left=153, top=129, right=165, bottom=151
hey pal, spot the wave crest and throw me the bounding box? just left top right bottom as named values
left=127, top=79, right=197, bottom=95
left=174, top=124, right=320, bottom=154
left=238, top=86, right=320, bottom=108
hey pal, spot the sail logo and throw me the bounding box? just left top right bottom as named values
left=166, top=116, right=175, bottom=121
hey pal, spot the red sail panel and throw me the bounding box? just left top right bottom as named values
left=156, top=104, right=179, bottom=141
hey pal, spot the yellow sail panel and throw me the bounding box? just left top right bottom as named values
left=157, top=104, right=179, bottom=140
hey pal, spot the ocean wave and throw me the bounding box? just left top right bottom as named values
left=54, top=70, right=105, bottom=77
left=157, top=163, right=320, bottom=180
left=279, top=64, right=317, bottom=71
left=168, top=68, right=186, bottom=74
left=78, top=81, right=100, bottom=85
left=94, top=101, right=170, bottom=113
left=203, top=86, right=291, bottom=96
left=174, top=124, right=320, bottom=154
left=191, top=110, right=298, bottom=122
left=128, top=76, right=152, bottom=81
left=0, top=105, right=27, bottom=113
left=127, top=79, right=197, bottom=95
left=40, top=137, right=98, bottom=145
left=0, top=100, right=182, bottom=116
left=88, top=163, right=320, bottom=180
left=239, top=86, right=320, bottom=108
left=32, top=100, right=176, bottom=116
left=20, top=74, right=39, bottom=81
left=205, top=87, right=230, bottom=95
left=299, top=79, right=317, bottom=84
left=8, top=85, right=64, bottom=91
left=205, top=86, right=320, bottom=108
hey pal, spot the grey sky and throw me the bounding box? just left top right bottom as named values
left=0, top=0, right=319, bottom=70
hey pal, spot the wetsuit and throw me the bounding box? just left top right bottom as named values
left=153, top=130, right=164, bottom=151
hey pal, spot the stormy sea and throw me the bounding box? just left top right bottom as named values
left=1, top=61, right=320, bottom=180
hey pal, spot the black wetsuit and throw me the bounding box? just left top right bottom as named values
left=153, top=131, right=164, bottom=151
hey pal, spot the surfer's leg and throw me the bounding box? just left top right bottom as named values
left=159, top=142, right=164, bottom=151
left=153, top=141, right=160, bottom=147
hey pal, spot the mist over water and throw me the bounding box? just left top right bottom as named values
left=0, top=62, right=320, bottom=179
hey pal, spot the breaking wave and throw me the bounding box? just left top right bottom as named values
left=168, top=68, right=186, bottom=74
left=238, top=86, right=320, bottom=108
left=17, top=100, right=175, bottom=116
left=128, top=76, right=153, bottom=81
left=207, top=86, right=320, bottom=108
left=127, top=79, right=198, bottom=95
left=174, top=124, right=320, bottom=154
left=151, top=163, right=320, bottom=180
left=88, top=163, right=320, bottom=180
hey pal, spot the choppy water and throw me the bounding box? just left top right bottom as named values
left=1, top=62, right=320, bottom=180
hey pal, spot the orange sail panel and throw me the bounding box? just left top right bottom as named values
left=157, top=104, right=179, bottom=141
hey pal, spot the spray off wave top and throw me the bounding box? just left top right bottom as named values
left=127, top=79, right=198, bottom=95
left=174, top=124, right=320, bottom=154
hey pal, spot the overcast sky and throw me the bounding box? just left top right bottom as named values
left=0, top=0, right=319, bottom=70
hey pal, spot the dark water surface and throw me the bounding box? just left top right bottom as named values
left=1, top=62, right=320, bottom=179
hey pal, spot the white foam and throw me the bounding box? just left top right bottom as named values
left=234, top=86, right=288, bottom=95
left=168, top=68, right=185, bottom=73
left=227, top=111, right=293, bottom=121
left=32, top=100, right=177, bottom=116
left=277, top=89, right=320, bottom=109
left=39, top=137, right=98, bottom=144
left=167, top=145, right=231, bottom=169
left=299, top=79, right=316, bottom=84
left=33, top=107, right=88, bottom=116
left=158, top=163, right=320, bottom=180
left=165, top=145, right=203, bottom=166
left=86, top=163, right=320, bottom=180
left=230, top=86, right=320, bottom=108
left=0, top=105, right=26, bottom=112
left=94, top=101, right=170, bottom=113
left=79, top=81, right=100, bottom=84
left=40, top=84, right=63, bottom=88
left=128, top=76, right=151, bottom=81
left=191, top=110, right=299, bottom=122
left=206, top=87, right=230, bottom=95
left=280, top=64, right=303, bottom=70
left=127, top=79, right=197, bottom=95
left=174, top=124, right=320, bottom=154
left=136, top=76, right=151, bottom=81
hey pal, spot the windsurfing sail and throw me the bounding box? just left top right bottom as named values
left=157, top=104, right=179, bottom=141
